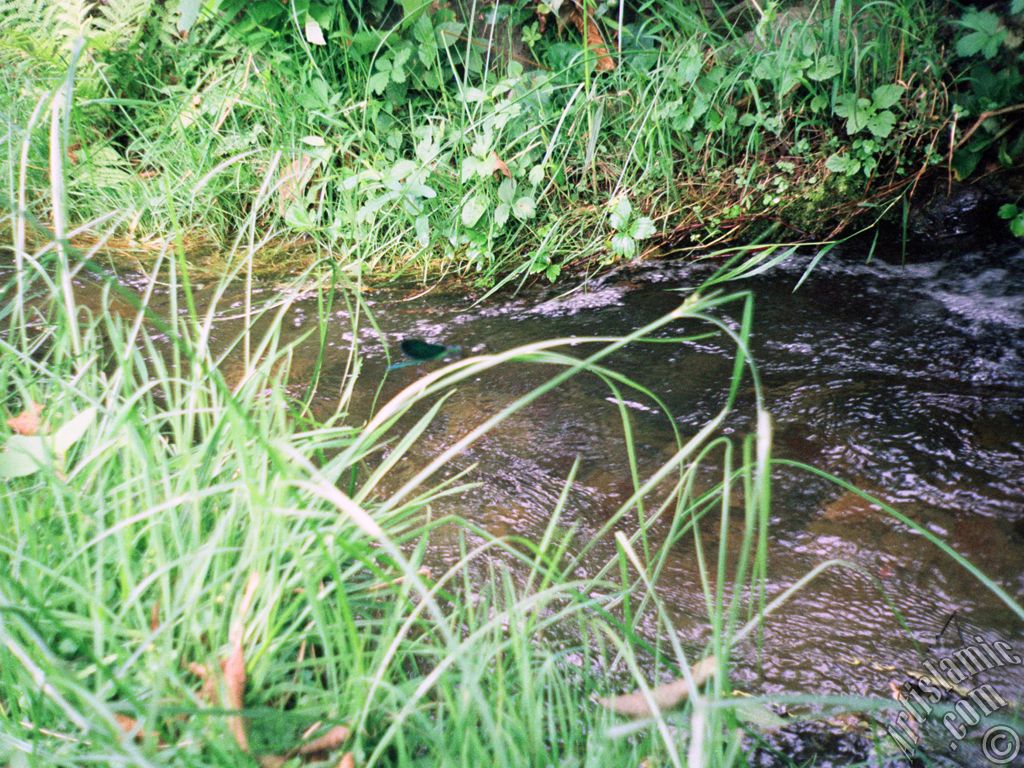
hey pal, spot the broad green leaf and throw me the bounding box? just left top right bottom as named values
left=866, top=109, right=897, bottom=138
left=871, top=84, right=904, bottom=110
left=436, top=21, right=465, bottom=47
left=0, top=435, right=49, bottom=479
left=998, top=204, right=1020, bottom=220
left=677, top=51, right=703, bottom=85
left=1010, top=215, right=1024, bottom=238
left=470, top=133, right=491, bottom=158
left=631, top=216, right=656, bottom=240
left=825, top=153, right=860, bottom=176
left=53, top=408, right=97, bottom=457
left=844, top=98, right=873, bottom=134
left=414, top=215, right=430, bottom=247
left=610, top=233, right=636, bottom=257
left=951, top=148, right=981, bottom=180
left=955, top=11, right=1006, bottom=59
left=512, top=196, right=536, bottom=220
left=461, top=195, right=488, bottom=228
left=807, top=56, right=840, bottom=81
left=528, top=165, right=544, bottom=187
left=494, top=203, right=510, bottom=227
left=285, top=202, right=316, bottom=231
left=610, top=197, right=632, bottom=230
left=832, top=93, right=856, bottom=118
left=368, top=71, right=390, bottom=95
left=399, top=0, right=428, bottom=26
left=497, top=178, right=516, bottom=204
left=393, top=47, right=412, bottom=68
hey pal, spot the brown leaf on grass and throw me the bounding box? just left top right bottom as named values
left=67, top=142, right=81, bottom=165
left=6, top=402, right=43, bottom=436
left=114, top=713, right=164, bottom=746
left=224, top=625, right=248, bottom=752
left=150, top=600, right=160, bottom=632
left=570, top=10, right=615, bottom=72
left=254, top=723, right=350, bottom=766
left=297, top=725, right=351, bottom=756
left=337, top=752, right=355, bottom=768
left=277, top=156, right=316, bottom=215
left=225, top=573, right=260, bottom=753
left=114, top=713, right=142, bottom=739
left=187, top=662, right=218, bottom=704
left=492, top=152, right=512, bottom=179
left=596, top=656, right=718, bottom=717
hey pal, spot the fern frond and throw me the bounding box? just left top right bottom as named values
left=51, top=0, right=96, bottom=45
left=92, top=0, right=156, bottom=52
left=0, top=0, right=62, bottom=62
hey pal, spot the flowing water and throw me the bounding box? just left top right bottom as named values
left=77, top=241, right=1024, bottom=763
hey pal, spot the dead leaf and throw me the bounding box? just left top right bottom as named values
left=7, top=402, right=43, bottom=436
left=114, top=713, right=163, bottom=746
left=337, top=752, right=355, bottom=768
left=67, top=142, right=81, bottom=165
left=596, top=655, right=718, bottom=717
left=278, top=156, right=316, bottom=215
left=570, top=10, right=615, bottom=72
left=492, top=152, right=511, bottom=179
left=298, top=725, right=351, bottom=756
left=114, top=714, right=142, bottom=739
left=150, top=600, right=160, bottom=632
left=187, top=662, right=217, bottom=704
left=225, top=573, right=259, bottom=752
left=225, top=625, right=248, bottom=751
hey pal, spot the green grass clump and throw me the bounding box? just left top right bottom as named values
left=4, top=233, right=1019, bottom=766
left=0, top=219, right=773, bottom=766
left=2, top=0, right=1021, bottom=282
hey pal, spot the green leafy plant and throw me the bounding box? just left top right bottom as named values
left=954, top=9, right=1008, bottom=59
left=833, top=85, right=905, bottom=139
left=608, top=197, right=656, bottom=258
left=998, top=203, right=1024, bottom=237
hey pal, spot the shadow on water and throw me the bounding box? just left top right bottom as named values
left=63, top=240, right=1024, bottom=764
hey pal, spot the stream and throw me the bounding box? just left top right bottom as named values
left=76, top=240, right=1024, bottom=764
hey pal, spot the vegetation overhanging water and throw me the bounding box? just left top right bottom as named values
left=2, top=0, right=1024, bottom=766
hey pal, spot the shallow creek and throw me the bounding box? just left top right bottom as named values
left=84, top=241, right=1024, bottom=763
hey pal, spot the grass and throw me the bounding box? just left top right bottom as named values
left=1, top=4, right=1022, bottom=765
left=3, top=113, right=1023, bottom=767
left=5, top=0, right=1018, bottom=284
left=0, top=228, right=771, bottom=766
